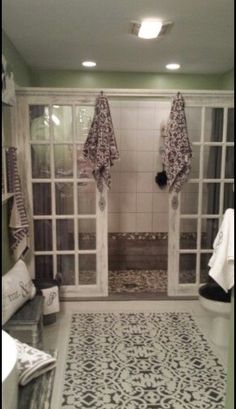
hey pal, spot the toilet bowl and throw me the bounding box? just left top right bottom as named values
left=199, top=283, right=231, bottom=347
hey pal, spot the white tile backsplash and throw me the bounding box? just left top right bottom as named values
left=138, top=104, right=155, bottom=129
left=119, top=213, right=136, bottom=232
left=136, top=213, right=152, bottom=232
left=137, top=193, right=153, bottom=212
left=119, top=172, right=137, bottom=192
left=137, top=172, right=153, bottom=193
left=120, top=130, right=137, bottom=151
left=119, top=193, right=136, bottom=213
left=108, top=99, right=172, bottom=233
left=152, top=193, right=169, bottom=213
left=136, top=130, right=154, bottom=152
left=120, top=151, right=137, bottom=172
left=136, top=152, right=154, bottom=172
left=153, top=213, right=169, bottom=232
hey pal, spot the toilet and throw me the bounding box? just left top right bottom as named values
left=199, top=282, right=231, bottom=347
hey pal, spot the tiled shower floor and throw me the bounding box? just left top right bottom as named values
left=79, top=269, right=198, bottom=296
left=109, top=269, right=167, bottom=294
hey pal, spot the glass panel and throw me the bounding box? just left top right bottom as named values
left=203, top=146, right=222, bottom=179
left=75, top=106, right=94, bottom=143
left=189, top=145, right=200, bottom=178
left=56, top=220, right=74, bottom=250
left=29, top=105, right=50, bottom=141
left=223, top=183, right=234, bottom=212
left=35, top=255, right=53, bottom=282
left=78, top=219, right=96, bottom=250
left=225, top=147, right=234, bottom=178
left=33, top=183, right=51, bottom=215
left=227, top=108, right=234, bottom=142
left=76, top=144, right=93, bottom=178
left=79, top=254, right=96, bottom=285
left=185, top=107, right=201, bottom=142
left=202, top=183, right=220, bottom=214
left=180, top=219, right=197, bottom=249
left=204, top=108, right=223, bottom=142
left=52, top=105, right=72, bottom=141
left=31, top=145, right=50, bottom=178
left=57, top=255, right=75, bottom=285
left=34, top=220, right=52, bottom=251
left=180, top=184, right=198, bottom=214
left=200, top=253, right=213, bottom=283
left=179, top=254, right=196, bottom=284
left=77, top=181, right=96, bottom=214
left=201, top=218, right=219, bottom=249
left=55, top=183, right=74, bottom=214
left=54, top=145, right=73, bottom=178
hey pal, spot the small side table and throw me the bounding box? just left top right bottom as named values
left=3, top=295, right=44, bottom=349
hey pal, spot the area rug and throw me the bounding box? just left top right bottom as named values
left=61, top=313, right=226, bottom=409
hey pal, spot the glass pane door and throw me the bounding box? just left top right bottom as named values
left=168, top=106, right=234, bottom=296
left=29, top=103, right=108, bottom=298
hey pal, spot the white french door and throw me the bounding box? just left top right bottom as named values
left=168, top=104, right=234, bottom=296
left=16, top=95, right=108, bottom=298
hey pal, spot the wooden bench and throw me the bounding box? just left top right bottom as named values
left=3, top=295, right=44, bottom=349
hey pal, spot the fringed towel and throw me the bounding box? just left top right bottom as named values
left=164, top=92, right=192, bottom=192
left=83, top=92, right=119, bottom=193
left=15, top=338, right=57, bottom=386
left=208, top=208, right=234, bottom=292
left=6, top=147, right=30, bottom=260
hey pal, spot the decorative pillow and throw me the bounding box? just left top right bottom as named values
left=2, top=259, right=36, bottom=325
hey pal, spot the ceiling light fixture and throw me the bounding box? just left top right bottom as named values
left=138, top=21, right=163, bottom=39
left=131, top=20, right=173, bottom=39
left=82, top=61, right=96, bottom=68
left=166, top=63, right=180, bottom=70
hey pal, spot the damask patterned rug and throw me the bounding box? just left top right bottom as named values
left=61, top=313, right=226, bottom=409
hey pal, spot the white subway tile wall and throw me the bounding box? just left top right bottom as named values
left=108, top=100, right=199, bottom=233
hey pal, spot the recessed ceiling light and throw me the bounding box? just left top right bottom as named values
left=82, top=61, right=96, bottom=68
left=166, top=63, right=181, bottom=70
left=138, top=21, right=163, bottom=39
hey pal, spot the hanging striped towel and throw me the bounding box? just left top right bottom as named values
left=83, top=92, right=120, bottom=193
left=164, top=92, right=192, bottom=192
left=6, top=147, right=30, bottom=261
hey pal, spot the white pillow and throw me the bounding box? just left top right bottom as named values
left=2, top=259, right=36, bottom=325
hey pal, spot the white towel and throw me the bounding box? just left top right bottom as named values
left=15, top=338, right=57, bottom=386
left=208, top=208, right=234, bottom=292
left=41, top=286, right=60, bottom=315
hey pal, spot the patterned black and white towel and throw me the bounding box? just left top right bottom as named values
left=6, top=147, right=30, bottom=260
left=83, top=93, right=120, bottom=193
left=61, top=312, right=226, bottom=409
left=15, top=338, right=57, bottom=386
left=164, top=92, right=192, bottom=192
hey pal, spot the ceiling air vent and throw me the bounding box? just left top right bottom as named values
left=130, top=21, right=173, bottom=38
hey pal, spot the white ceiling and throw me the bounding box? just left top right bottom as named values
left=2, top=0, right=234, bottom=74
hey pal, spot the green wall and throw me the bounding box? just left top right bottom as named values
left=31, top=69, right=232, bottom=90
left=221, top=69, right=234, bottom=90
left=2, top=31, right=33, bottom=274
left=2, top=30, right=33, bottom=86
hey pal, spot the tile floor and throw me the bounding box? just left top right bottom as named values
left=43, top=300, right=230, bottom=409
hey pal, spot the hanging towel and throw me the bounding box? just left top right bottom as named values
left=83, top=92, right=119, bottom=193
left=6, top=147, right=30, bottom=260
left=15, top=338, right=57, bottom=386
left=41, top=286, right=60, bottom=315
left=208, top=208, right=234, bottom=292
left=164, top=92, right=192, bottom=192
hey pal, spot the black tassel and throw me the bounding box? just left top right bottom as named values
left=155, top=167, right=168, bottom=189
